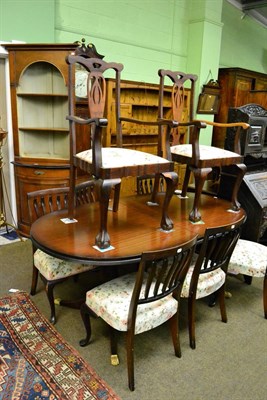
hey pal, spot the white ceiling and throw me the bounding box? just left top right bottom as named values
left=227, top=0, right=267, bottom=27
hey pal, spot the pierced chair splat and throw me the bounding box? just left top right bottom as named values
left=158, top=69, right=249, bottom=223
left=29, top=181, right=98, bottom=324
left=181, top=215, right=246, bottom=349
left=79, top=235, right=197, bottom=391
left=66, top=53, right=178, bottom=250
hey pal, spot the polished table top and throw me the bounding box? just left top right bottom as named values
left=30, top=192, right=246, bottom=266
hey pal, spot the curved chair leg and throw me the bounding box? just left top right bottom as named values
left=95, top=179, right=120, bottom=249
left=169, top=312, right=181, bottom=357
left=30, top=265, right=39, bottom=295
left=112, top=181, right=121, bottom=212
left=126, top=329, right=135, bottom=391
left=150, top=173, right=160, bottom=204
left=181, top=165, right=191, bottom=198
left=189, top=167, right=212, bottom=223
left=79, top=303, right=92, bottom=346
left=230, top=163, right=247, bottom=211
left=46, top=281, right=57, bottom=324
left=160, top=171, right=178, bottom=231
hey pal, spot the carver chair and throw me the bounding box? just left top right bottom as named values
left=158, top=69, right=249, bottom=223
left=29, top=181, right=98, bottom=324
left=66, top=53, right=178, bottom=250
left=181, top=215, right=246, bottom=349
left=228, top=239, right=267, bottom=319
left=79, top=236, right=197, bottom=391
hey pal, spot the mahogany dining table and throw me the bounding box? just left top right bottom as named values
left=30, top=192, right=246, bottom=267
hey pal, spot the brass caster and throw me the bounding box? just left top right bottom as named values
left=111, top=354, right=119, bottom=366
left=54, top=298, right=61, bottom=305
left=225, top=291, right=232, bottom=299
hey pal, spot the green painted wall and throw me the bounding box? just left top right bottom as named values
left=0, top=0, right=55, bottom=43
left=220, top=1, right=267, bottom=72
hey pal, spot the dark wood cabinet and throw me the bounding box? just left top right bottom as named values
left=213, top=67, right=267, bottom=149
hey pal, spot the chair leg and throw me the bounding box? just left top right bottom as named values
left=229, top=163, right=247, bottom=211
left=181, top=165, right=191, bottom=197
left=95, top=179, right=116, bottom=249
left=30, top=265, right=39, bottom=295
left=68, top=163, right=77, bottom=220
left=112, top=180, right=121, bottom=212
left=264, top=274, right=267, bottom=319
left=150, top=173, right=160, bottom=204
left=79, top=303, right=92, bottom=346
left=169, top=313, right=181, bottom=357
left=109, top=326, right=119, bottom=366
left=45, top=281, right=57, bottom=324
left=218, top=284, right=227, bottom=323
left=243, top=275, right=253, bottom=285
left=188, top=295, right=196, bottom=349
left=126, top=330, right=135, bottom=391
left=160, top=171, right=178, bottom=231
left=189, top=167, right=212, bottom=222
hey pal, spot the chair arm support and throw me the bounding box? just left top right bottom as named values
left=200, top=121, right=250, bottom=130
left=67, top=115, right=108, bottom=127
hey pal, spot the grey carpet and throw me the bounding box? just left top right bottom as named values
left=0, top=238, right=266, bottom=400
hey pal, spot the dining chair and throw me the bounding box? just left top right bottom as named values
left=79, top=236, right=197, bottom=391
left=157, top=69, right=249, bottom=223
left=227, top=239, right=267, bottom=319
left=181, top=215, right=246, bottom=349
left=29, top=181, right=98, bottom=324
left=66, top=54, right=178, bottom=250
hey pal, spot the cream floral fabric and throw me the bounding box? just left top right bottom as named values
left=85, top=272, right=178, bottom=334
left=34, top=249, right=96, bottom=280
left=228, top=239, right=267, bottom=277
left=75, top=147, right=170, bottom=168
left=181, top=263, right=225, bottom=299
left=171, top=144, right=239, bottom=160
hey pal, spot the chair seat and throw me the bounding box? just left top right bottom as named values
left=181, top=263, right=226, bottom=299
left=86, top=272, right=178, bottom=334
left=75, top=147, right=171, bottom=169
left=171, top=144, right=241, bottom=164
left=34, top=249, right=96, bottom=280
left=228, top=239, right=267, bottom=277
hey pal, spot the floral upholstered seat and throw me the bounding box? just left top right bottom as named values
left=34, top=249, right=95, bottom=281
left=181, top=258, right=226, bottom=299
left=228, top=239, right=267, bottom=318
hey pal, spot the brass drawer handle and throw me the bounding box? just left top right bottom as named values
left=34, top=170, right=45, bottom=175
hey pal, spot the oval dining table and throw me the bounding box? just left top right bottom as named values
left=30, top=192, right=246, bottom=267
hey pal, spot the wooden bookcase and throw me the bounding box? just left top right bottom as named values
left=213, top=67, right=267, bottom=149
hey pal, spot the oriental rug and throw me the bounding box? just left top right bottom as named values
left=0, top=291, right=120, bottom=400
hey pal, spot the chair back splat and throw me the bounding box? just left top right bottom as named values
left=79, top=235, right=198, bottom=391
left=66, top=43, right=179, bottom=249
left=158, top=69, right=249, bottom=223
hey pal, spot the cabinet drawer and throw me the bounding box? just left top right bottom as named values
left=14, top=164, right=70, bottom=236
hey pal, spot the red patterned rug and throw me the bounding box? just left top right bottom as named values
left=0, top=291, right=120, bottom=400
